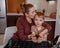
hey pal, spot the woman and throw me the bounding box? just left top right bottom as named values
left=4, top=4, right=52, bottom=48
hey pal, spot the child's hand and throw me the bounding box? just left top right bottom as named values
left=31, top=32, right=36, bottom=36
left=39, top=33, right=47, bottom=41
left=37, top=37, right=43, bottom=43
left=39, top=32, right=44, bottom=38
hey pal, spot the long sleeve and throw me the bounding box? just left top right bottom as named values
left=16, top=17, right=28, bottom=41
left=42, top=22, right=52, bottom=32
left=12, top=16, right=33, bottom=41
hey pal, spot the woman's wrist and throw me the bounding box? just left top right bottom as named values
left=28, top=34, right=36, bottom=40
left=28, top=35, right=31, bottom=39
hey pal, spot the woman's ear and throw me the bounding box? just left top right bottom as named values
left=25, top=13, right=29, bottom=17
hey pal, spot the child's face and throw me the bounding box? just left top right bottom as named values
left=34, top=15, right=44, bottom=27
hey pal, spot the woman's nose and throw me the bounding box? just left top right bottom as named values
left=34, top=12, right=36, bottom=15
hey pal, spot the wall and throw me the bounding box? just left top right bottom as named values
left=6, top=0, right=19, bottom=13
left=6, top=0, right=25, bottom=13
left=26, top=0, right=57, bottom=16
left=55, top=0, right=60, bottom=37
left=0, top=0, right=7, bottom=33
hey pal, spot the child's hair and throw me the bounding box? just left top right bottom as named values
left=35, top=12, right=45, bottom=19
left=21, top=4, right=34, bottom=13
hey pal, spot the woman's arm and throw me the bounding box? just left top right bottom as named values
left=16, top=17, right=31, bottom=41
left=42, top=22, right=52, bottom=32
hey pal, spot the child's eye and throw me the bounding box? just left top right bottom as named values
left=35, top=19, right=38, bottom=21
left=39, top=20, right=42, bottom=21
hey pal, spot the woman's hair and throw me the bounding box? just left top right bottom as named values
left=21, top=4, right=34, bottom=13
left=35, top=12, right=45, bottom=19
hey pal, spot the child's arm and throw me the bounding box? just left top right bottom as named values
left=42, top=29, right=49, bottom=35
left=38, top=33, right=48, bottom=43
left=39, top=29, right=49, bottom=36
left=30, top=26, right=38, bottom=42
left=31, top=26, right=38, bottom=36
left=43, top=34, right=47, bottom=41
left=38, top=29, right=49, bottom=41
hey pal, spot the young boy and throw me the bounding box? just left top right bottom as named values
left=31, top=12, right=49, bottom=43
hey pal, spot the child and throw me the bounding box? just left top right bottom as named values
left=31, top=12, right=49, bottom=43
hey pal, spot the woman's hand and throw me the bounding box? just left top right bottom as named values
left=28, top=34, right=37, bottom=41
left=28, top=35, right=31, bottom=39
left=37, top=37, right=43, bottom=43
left=31, top=36, right=37, bottom=43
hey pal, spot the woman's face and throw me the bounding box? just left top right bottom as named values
left=27, top=7, right=36, bottom=19
left=34, top=15, right=44, bottom=27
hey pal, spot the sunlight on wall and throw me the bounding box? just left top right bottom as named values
left=26, top=0, right=57, bottom=16
left=48, top=1, right=56, bottom=4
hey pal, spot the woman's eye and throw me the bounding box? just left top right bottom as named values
left=35, top=19, right=38, bottom=21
